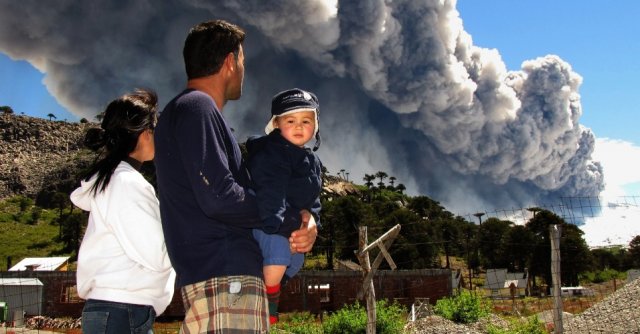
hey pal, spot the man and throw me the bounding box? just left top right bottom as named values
left=154, top=20, right=317, bottom=333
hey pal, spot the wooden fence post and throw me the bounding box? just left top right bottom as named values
left=356, top=224, right=401, bottom=334
left=357, top=226, right=376, bottom=334
left=550, top=224, right=563, bottom=333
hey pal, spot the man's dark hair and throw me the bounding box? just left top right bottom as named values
left=183, top=20, right=245, bottom=79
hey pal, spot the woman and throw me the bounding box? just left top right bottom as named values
left=70, top=89, right=175, bottom=334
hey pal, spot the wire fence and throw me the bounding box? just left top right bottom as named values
left=1, top=196, right=639, bottom=333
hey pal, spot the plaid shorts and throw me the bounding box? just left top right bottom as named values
left=180, top=275, right=269, bottom=334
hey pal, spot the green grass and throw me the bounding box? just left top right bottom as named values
left=0, top=196, right=69, bottom=270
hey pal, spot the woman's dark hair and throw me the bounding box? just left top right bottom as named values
left=83, top=88, right=158, bottom=195
left=183, top=19, right=245, bottom=79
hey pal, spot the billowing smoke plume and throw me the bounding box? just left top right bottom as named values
left=0, top=0, right=603, bottom=214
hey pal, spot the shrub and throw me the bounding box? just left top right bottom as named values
left=487, top=316, right=547, bottom=334
left=13, top=196, right=33, bottom=212
left=321, top=300, right=406, bottom=334
left=434, top=290, right=491, bottom=324
left=273, top=311, right=323, bottom=334
left=579, top=268, right=624, bottom=283
left=322, top=302, right=367, bottom=334
left=374, top=300, right=406, bottom=334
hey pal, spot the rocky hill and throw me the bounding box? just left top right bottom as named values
left=0, top=113, right=360, bottom=201
left=0, top=113, right=93, bottom=200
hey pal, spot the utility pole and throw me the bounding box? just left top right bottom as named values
left=473, top=212, right=485, bottom=225
left=473, top=212, right=485, bottom=275
left=466, top=226, right=472, bottom=290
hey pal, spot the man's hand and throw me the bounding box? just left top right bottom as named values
left=289, top=209, right=317, bottom=253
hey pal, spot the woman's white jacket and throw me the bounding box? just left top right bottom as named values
left=71, top=161, right=175, bottom=315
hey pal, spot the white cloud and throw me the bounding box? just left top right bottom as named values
left=581, top=138, right=640, bottom=247
left=592, top=138, right=640, bottom=198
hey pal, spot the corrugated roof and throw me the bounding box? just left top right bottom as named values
left=485, top=268, right=528, bottom=290
left=9, top=256, right=70, bottom=271
left=0, top=278, right=43, bottom=286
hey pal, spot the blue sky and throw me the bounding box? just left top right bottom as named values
left=0, top=54, right=76, bottom=121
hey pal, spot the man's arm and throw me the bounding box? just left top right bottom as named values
left=175, top=99, right=261, bottom=227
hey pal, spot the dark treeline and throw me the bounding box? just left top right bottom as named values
left=5, top=160, right=640, bottom=289
left=313, top=170, right=640, bottom=289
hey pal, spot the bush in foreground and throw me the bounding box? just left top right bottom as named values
left=434, top=290, right=491, bottom=324
left=320, top=299, right=406, bottom=334
left=487, top=316, right=547, bottom=334
left=272, top=300, right=405, bottom=334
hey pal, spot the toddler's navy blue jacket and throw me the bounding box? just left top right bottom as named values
left=246, top=129, right=322, bottom=236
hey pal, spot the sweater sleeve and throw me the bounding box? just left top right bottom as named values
left=310, top=196, right=321, bottom=227
left=249, top=143, right=292, bottom=234
left=174, top=100, right=261, bottom=228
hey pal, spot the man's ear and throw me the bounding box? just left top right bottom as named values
left=224, top=52, right=236, bottom=72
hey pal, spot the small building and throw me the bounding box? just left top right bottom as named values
left=279, top=269, right=451, bottom=315
left=9, top=257, right=70, bottom=272
left=627, top=269, right=640, bottom=283
left=485, top=268, right=529, bottom=298
left=561, top=286, right=595, bottom=297
left=451, top=269, right=463, bottom=294
left=0, top=278, right=43, bottom=322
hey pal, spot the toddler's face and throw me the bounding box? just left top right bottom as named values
left=274, top=111, right=316, bottom=147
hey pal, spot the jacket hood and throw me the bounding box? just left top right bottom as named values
left=70, top=176, right=97, bottom=211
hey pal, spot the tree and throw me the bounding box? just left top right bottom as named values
left=389, top=176, right=396, bottom=188
left=384, top=207, right=440, bottom=269
left=477, top=217, right=513, bottom=269
left=362, top=174, right=376, bottom=202
left=525, top=209, right=592, bottom=289
left=560, top=223, right=592, bottom=286
left=438, top=217, right=466, bottom=268
left=80, top=118, right=89, bottom=124
left=0, top=105, right=14, bottom=114
left=525, top=210, right=561, bottom=290
left=29, top=207, right=42, bottom=225
left=15, top=195, right=33, bottom=213
left=58, top=211, right=87, bottom=257
left=407, top=196, right=449, bottom=220
left=47, top=113, right=57, bottom=121
left=590, top=248, right=618, bottom=271
left=51, top=192, right=70, bottom=216
left=628, top=235, right=640, bottom=268
left=500, top=225, right=535, bottom=272
left=375, top=171, right=388, bottom=188
left=320, top=196, right=375, bottom=264
left=363, top=174, right=375, bottom=188
left=395, top=183, right=406, bottom=194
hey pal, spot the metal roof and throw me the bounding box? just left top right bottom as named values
left=0, top=278, right=43, bottom=286
left=9, top=256, right=69, bottom=271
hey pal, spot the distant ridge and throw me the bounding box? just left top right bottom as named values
left=0, top=113, right=360, bottom=202
left=0, top=113, right=93, bottom=200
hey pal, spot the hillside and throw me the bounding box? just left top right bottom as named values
left=0, top=113, right=93, bottom=200
left=0, top=113, right=359, bottom=201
